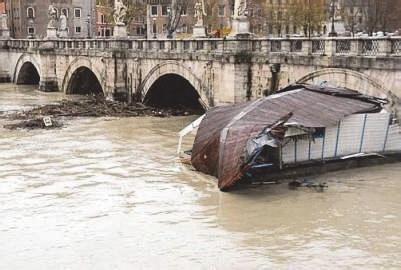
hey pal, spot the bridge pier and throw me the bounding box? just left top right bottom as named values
left=125, top=58, right=141, bottom=104
left=38, top=50, right=58, bottom=92
left=0, top=71, right=11, bottom=83
left=39, top=79, right=58, bottom=92
left=0, top=46, right=10, bottom=82
left=112, top=52, right=129, bottom=102
left=233, top=62, right=252, bottom=103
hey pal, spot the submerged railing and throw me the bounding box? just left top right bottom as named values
left=3, top=36, right=401, bottom=57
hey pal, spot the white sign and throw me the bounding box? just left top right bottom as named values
left=43, top=117, right=53, bottom=127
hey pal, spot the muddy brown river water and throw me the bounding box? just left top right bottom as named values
left=0, top=84, right=400, bottom=269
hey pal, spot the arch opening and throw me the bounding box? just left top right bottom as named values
left=296, top=68, right=389, bottom=99
left=17, top=62, right=40, bottom=85
left=144, top=74, right=205, bottom=113
left=67, top=67, right=103, bottom=96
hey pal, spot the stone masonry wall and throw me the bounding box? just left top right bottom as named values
left=2, top=38, right=401, bottom=108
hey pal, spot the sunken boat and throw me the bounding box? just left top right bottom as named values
left=180, top=84, right=401, bottom=191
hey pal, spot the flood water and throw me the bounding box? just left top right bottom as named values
left=0, top=84, right=400, bottom=269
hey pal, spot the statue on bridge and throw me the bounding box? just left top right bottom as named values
left=46, top=5, right=58, bottom=39
left=59, top=14, right=67, bottom=31
left=194, top=0, right=206, bottom=27
left=234, top=0, right=247, bottom=18
left=58, top=10, right=68, bottom=38
left=193, top=0, right=207, bottom=38
left=113, top=0, right=127, bottom=26
left=0, top=14, right=10, bottom=38
left=229, top=0, right=250, bottom=37
left=0, top=14, right=8, bottom=31
left=48, top=5, right=58, bottom=28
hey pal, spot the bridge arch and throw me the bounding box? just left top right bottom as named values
left=62, top=57, right=104, bottom=95
left=296, top=68, right=391, bottom=99
left=13, top=54, right=41, bottom=85
left=140, top=61, right=208, bottom=111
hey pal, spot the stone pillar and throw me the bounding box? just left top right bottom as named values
left=193, top=25, right=207, bottom=38
left=302, top=39, right=312, bottom=55
left=38, top=43, right=59, bottom=92
left=231, top=38, right=253, bottom=103
left=58, top=29, right=68, bottom=38
left=112, top=51, right=129, bottom=102
left=46, top=27, right=57, bottom=39
left=177, top=40, right=183, bottom=54
left=233, top=62, right=251, bottom=103
left=261, top=39, right=269, bottom=54
left=39, top=56, right=59, bottom=92
left=235, top=39, right=252, bottom=52
left=325, top=38, right=336, bottom=56
left=0, top=46, right=10, bottom=82
left=131, top=58, right=142, bottom=102
left=379, top=38, right=392, bottom=56
left=113, top=24, right=127, bottom=38
left=1, top=29, right=10, bottom=38
left=229, top=0, right=251, bottom=38
left=229, top=17, right=251, bottom=38
left=351, top=39, right=360, bottom=55
left=281, top=39, right=290, bottom=53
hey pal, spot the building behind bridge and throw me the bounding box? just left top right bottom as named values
left=130, top=0, right=401, bottom=38
left=1, top=0, right=401, bottom=39
left=0, top=1, right=4, bottom=14
left=340, top=0, right=401, bottom=35
left=4, top=0, right=96, bottom=39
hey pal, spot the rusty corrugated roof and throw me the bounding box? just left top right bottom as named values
left=191, top=102, right=250, bottom=177
left=191, top=84, right=385, bottom=191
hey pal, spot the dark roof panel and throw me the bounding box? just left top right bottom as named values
left=191, top=84, right=386, bottom=190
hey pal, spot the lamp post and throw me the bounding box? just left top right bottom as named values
left=166, top=6, right=172, bottom=38
left=328, top=0, right=337, bottom=37
left=350, top=8, right=361, bottom=37
left=167, top=6, right=171, bottom=19
left=86, top=14, right=91, bottom=38
left=153, top=17, right=157, bottom=39
left=9, top=1, right=14, bottom=37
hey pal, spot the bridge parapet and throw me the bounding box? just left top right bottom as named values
left=3, top=37, right=401, bottom=58
left=1, top=36, right=401, bottom=106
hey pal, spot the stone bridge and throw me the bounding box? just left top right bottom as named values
left=1, top=37, right=401, bottom=109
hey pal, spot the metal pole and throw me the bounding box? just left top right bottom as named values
left=167, top=6, right=172, bottom=38
left=87, top=15, right=91, bottom=38
left=147, top=5, right=150, bottom=39
left=308, top=0, right=311, bottom=38
left=9, top=0, right=15, bottom=37
left=329, top=0, right=337, bottom=37
left=331, top=4, right=335, bottom=33
left=153, top=17, right=156, bottom=39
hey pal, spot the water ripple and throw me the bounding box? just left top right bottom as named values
left=0, top=85, right=400, bottom=269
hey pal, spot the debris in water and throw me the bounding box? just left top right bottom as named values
left=288, top=178, right=328, bottom=192
left=4, top=118, right=63, bottom=130
left=2, top=96, right=203, bottom=130
left=6, top=96, right=202, bottom=120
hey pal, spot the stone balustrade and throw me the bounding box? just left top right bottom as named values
left=2, top=37, right=401, bottom=57
left=2, top=35, right=401, bottom=104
